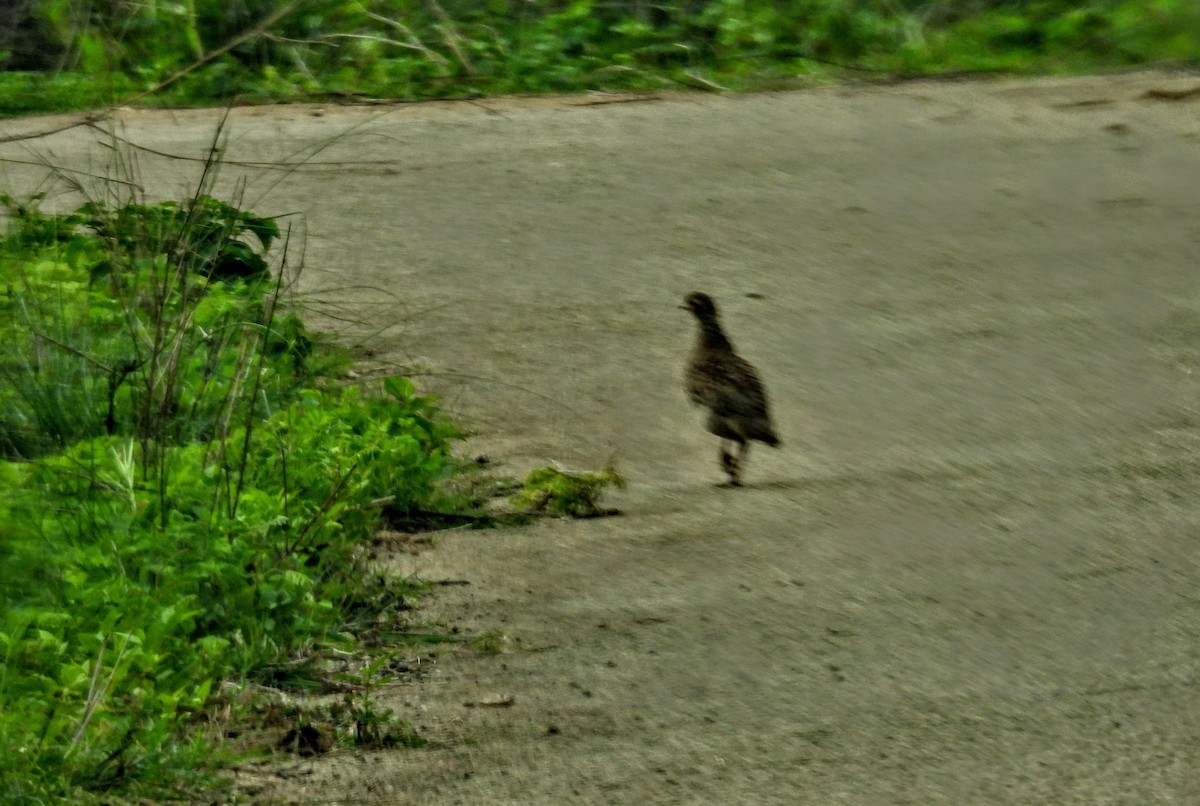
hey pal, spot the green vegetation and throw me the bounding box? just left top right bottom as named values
left=512, top=465, right=626, bottom=518
left=0, top=120, right=625, bottom=800
left=2, top=0, right=1198, bottom=117
left=0, top=137, right=460, bottom=801
left=0, top=1, right=1192, bottom=801
left=470, top=629, right=514, bottom=654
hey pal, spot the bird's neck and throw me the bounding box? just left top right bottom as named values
left=697, top=318, right=732, bottom=350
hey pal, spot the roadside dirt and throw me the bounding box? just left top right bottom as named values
left=4, top=71, right=1200, bottom=804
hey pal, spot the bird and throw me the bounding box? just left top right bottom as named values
left=680, top=292, right=780, bottom=487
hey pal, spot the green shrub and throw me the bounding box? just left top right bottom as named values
left=4, top=0, right=1196, bottom=117
left=0, top=193, right=295, bottom=457
left=1, top=375, right=456, bottom=800
left=0, top=186, right=459, bottom=801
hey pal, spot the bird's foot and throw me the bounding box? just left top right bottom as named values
left=719, top=446, right=742, bottom=487
left=720, top=450, right=737, bottom=472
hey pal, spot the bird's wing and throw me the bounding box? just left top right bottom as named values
left=689, top=353, right=770, bottom=420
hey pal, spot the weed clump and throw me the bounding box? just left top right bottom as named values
left=511, top=465, right=626, bottom=518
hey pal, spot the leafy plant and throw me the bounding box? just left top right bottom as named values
left=5, top=0, right=1197, bottom=118
left=0, top=191, right=297, bottom=458
left=0, top=130, right=460, bottom=800
left=332, top=652, right=426, bottom=749
left=511, top=464, right=626, bottom=518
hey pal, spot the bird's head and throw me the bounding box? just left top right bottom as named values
left=680, top=292, right=719, bottom=320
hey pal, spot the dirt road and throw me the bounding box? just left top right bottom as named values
left=4, top=71, right=1200, bottom=804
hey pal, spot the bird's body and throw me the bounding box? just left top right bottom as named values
left=681, top=292, right=779, bottom=486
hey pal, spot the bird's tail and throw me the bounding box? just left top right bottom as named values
left=752, top=425, right=781, bottom=448
left=744, top=418, right=780, bottom=447
left=736, top=415, right=780, bottom=447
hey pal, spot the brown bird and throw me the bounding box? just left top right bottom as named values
left=680, top=292, right=780, bottom=487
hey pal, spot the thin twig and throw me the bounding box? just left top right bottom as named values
left=427, top=0, right=475, bottom=76
left=677, top=72, right=729, bottom=92
left=363, top=10, right=453, bottom=72
left=286, top=460, right=361, bottom=554
left=325, top=32, right=453, bottom=74
left=28, top=330, right=113, bottom=373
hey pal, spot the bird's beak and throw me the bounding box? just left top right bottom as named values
left=678, top=304, right=689, bottom=310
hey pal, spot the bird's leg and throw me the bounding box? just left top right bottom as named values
left=734, top=441, right=751, bottom=486
left=719, top=440, right=741, bottom=487
left=718, top=440, right=737, bottom=484
left=722, top=423, right=753, bottom=487
left=719, top=441, right=735, bottom=472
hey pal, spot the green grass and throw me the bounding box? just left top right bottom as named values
left=0, top=72, right=137, bottom=117
left=2, top=0, right=1197, bottom=118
